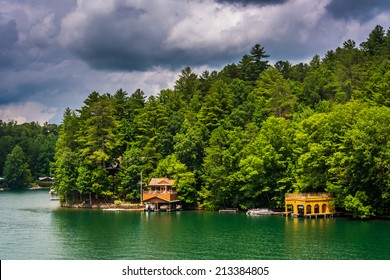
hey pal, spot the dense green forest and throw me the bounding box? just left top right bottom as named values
left=0, top=121, right=58, bottom=188
left=52, top=25, right=390, bottom=218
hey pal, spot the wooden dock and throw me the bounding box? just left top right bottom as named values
left=219, top=208, right=239, bottom=213
left=284, top=212, right=337, bottom=218
left=103, top=208, right=145, bottom=212
left=303, top=213, right=334, bottom=218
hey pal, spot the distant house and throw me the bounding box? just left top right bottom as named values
left=285, top=193, right=335, bottom=217
left=38, top=177, right=54, bottom=182
left=0, top=177, right=4, bottom=186
left=142, top=178, right=180, bottom=211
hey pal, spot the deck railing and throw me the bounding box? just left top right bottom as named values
left=143, top=191, right=179, bottom=201
left=285, top=193, right=332, bottom=200
left=143, top=190, right=177, bottom=194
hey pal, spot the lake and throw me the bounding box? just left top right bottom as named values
left=0, top=189, right=389, bottom=260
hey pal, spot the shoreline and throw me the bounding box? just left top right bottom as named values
left=58, top=203, right=390, bottom=219
left=60, top=202, right=145, bottom=211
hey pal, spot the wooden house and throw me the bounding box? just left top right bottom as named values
left=285, top=193, right=335, bottom=218
left=142, top=178, right=180, bottom=211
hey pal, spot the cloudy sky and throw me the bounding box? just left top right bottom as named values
left=0, top=0, right=389, bottom=124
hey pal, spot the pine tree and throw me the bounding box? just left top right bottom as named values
left=3, top=145, right=32, bottom=189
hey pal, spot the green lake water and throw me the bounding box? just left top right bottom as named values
left=0, top=189, right=389, bottom=260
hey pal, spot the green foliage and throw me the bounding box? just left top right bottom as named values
left=47, top=27, right=390, bottom=218
left=117, top=147, right=143, bottom=200
left=239, top=44, right=270, bottom=82
left=52, top=147, right=78, bottom=203
left=0, top=121, right=58, bottom=179
left=201, top=126, right=250, bottom=209
left=237, top=117, right=294, bottom=209
left=174, top=121, right=206, bottom=171
left=344, top=191, right=374, bottom=219
left=154, top=154, right=198, bottom=206
left=77, top=93, right=120, bottom=168
left=199, top=80, right=233, bottom=131
left=3, top=145, right=32, bottom=189
left=255, top=67, right=297, bottom=118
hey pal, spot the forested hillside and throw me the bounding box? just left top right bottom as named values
left=0, top=121, right=58, bottom=188
left=53, top=25, right=390, bottom=218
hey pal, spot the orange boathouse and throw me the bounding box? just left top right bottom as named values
left=285, top=193, right=335, bottom=218
left=142, top=178, right=180, bottom=211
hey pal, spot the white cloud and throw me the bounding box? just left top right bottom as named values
left=0, top=101, right=58, bottom=124
left=164, top=1, right=244, bottom=51
left=99, top=67, right=178, bottom=96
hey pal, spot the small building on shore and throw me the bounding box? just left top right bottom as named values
left=285, top=193, right=335, bottom=218
left=38, top=177, right=54, bottom=182
left=142, top=178, right=180, bottom=211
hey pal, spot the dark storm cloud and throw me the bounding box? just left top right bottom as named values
left=0, top=1, right=81, bottom=111
left=70, top=39, right=239, bottom=72
left=1, top=0, right=390, bottom=124
left=59, top=0, right=390, bottom=72
left=215, top=0, right=287, bottom=6
left=62, top=12, right=171, bottom=70
left=326, top=0, right=390, bottom=22
left=61, top=1, right=243, bottom=71
left=0, top=65, right=82, bottom=105
left=0, top=17, right=18, bottom=49
left=0, top=16, right=20, bottom=69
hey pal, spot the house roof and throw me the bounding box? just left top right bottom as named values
left=285, top=192, right=333, bottom=202
left=38, top=177, right=54, bottom=181
left=143, top=195, right=180, bottom=203
left=149, top=178, right=175, bottom=186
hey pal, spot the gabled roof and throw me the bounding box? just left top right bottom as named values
left=143, top=195, right=180, bottom=203
left=149, top=178, right=175, bottom=186
left=38, top=177, right=55, bottom=182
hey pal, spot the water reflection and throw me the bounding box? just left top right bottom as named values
left=1, top=190, right=389, bottom=259
left=51, top=209, right=145, bottom=259
left=283, top=217, right=335, bottom=259
left=50, top=209, right=390, bottom=260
